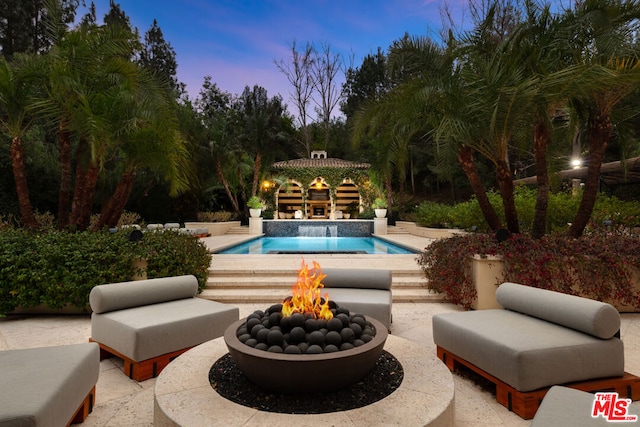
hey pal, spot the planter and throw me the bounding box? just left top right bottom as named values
left=470, top=255, right=505, bottom=310
left=131, top=258, right=147, bottom=281
left=343, top=213, right=351, bottom=219
left=374, top=209, right=387, bottom=218
left=249, top=208, right=262, bottom=218
left=184, top=221, right=241, bottom=236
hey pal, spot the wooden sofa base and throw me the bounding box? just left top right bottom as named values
left=437, top=345, right=640, bottom=419
left=90, top=339, right=193, bottom=381
left=68, top=385, right=95, bottom=425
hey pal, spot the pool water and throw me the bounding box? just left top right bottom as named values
left=216, top=237, right=416, bottom=254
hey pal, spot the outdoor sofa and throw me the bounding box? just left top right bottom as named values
left=0, top=342, right=100, bottom=426
left=89, top=275, right=239, bottom=381
left=321, top=268, right=392, bottom=330
left=433, top=282, right=640, bottom=419
left=531, top=385, right=640, bottom=426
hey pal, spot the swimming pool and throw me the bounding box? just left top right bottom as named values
left=216, top=237, right=417, bottom=254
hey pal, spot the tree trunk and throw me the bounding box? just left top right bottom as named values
left=57, top=122, right=72, bottom=229
left=567, top=110, right=610, bottom=238
left=92, top=169, right=136, bottom=230
left=251, top=152, right=262, bottom=197
left=70, top=159, right=99, bottom=231
left=456, top=145, right=502, bottom=231
left=10, top=136, right=38, bottom=228
left=495, top=158, right=519, bottom=234
left=216, top=157, right=240, bottom=214
left=531, top=116, right=550, bottom=239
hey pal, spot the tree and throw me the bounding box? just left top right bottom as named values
left=311, top=42, right=343, bottom=150
left=139, top=19, right=179, bottom=93
left=275, top=40, right=315, bottom=156
left=0, top=55, right=41, bottom=227
left=196, top=77, right=243, bottom=216
left=562, top=0, right=640, bottom=237
left=0, top=0, right=80, bottom=59
left=237, top=85, right=291, bottom=200
left=341, top=47, right=390, bottom=120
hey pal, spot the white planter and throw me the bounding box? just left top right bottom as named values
left=470, top=255, right=505, bottom=310
left=249, top=208, right=262, bottom=218
left=374, top=209, right=387, bottom=218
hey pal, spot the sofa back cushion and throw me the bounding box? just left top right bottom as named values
left=321, top=268, right=392, bottom=291
left=496, top=282, right=620, bottom=339
left=90, top=275, right=198, bottom=314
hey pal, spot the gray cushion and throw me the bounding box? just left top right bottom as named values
left=0, top=343, right=99, bottom=427
left=324, top=288, right=392, bottom=328
left=322, top=268, right=392, bottom=290
left=433, top=310, right=624, bottom=392
left=90, top=275, right=198, bottom=314
left=496, top=282, right=620, bottom=339
left=91, top=298, right=239, bottom=361
left=531, top=386, right=640, bottom=426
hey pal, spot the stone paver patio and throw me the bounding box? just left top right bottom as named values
left=1, top=230, right=639, bottom=425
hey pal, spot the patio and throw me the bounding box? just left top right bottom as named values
left=2, top=304, right=640, bottom=426
left=1, top=230, right=639, bottom=426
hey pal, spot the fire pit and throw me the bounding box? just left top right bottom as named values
left=224, top=261, right=388, bottom=393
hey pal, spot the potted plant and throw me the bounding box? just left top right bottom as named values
left=247, top=196, right=264, bottom=218
left=345, top=201, right=360, bottom=219
left=372, top=197, right=388, bottom=218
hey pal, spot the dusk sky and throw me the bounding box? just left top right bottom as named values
left=79, top=1, right=468, bottom=116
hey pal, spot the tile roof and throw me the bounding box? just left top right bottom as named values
left=272, top=157, right=370, bottom=169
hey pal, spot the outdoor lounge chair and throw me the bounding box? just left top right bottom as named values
left=89, top=275, right=239, bottom=381
left=0, top=342, right=100, bottom=426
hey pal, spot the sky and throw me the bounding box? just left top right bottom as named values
left=78, top=1, right=468, bottom=117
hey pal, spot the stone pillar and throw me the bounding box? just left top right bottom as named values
left=374, top=217, right=387, bottom=235
left=249, top=217, right=262, bottom=235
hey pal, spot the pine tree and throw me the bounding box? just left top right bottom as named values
left=139, top=19, right=178, bottom=92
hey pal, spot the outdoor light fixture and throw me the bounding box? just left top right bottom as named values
left=315, top=178, right=322, bottom=189
left=571, top=158, right=582, bottom=169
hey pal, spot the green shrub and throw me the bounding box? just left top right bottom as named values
left=0, top=229, right=211, bottom=315
left=196, top=211, right=235, bottom=222
left=415, top=202, right=455, bottom=228
left=414, top=187, right=640, bottom=233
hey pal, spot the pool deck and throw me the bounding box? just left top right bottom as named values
left=1, top=230, right=640, bottom=426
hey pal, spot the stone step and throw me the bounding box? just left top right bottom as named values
left=198, top=287, right=444, bottom=304
left=387, top=226, right=410, bottom=234
left=225, top=226, right=250, bottom=234
left=206, top=274, right=427, bottom=289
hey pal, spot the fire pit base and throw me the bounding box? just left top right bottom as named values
left=224, top=317, right=388, bottom=394
left=154, top=335, right=455, bottom=426
left=210, top=350, right=402, bottom=413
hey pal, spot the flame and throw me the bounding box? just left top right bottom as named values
left=282, top=260, right=333, bottom=320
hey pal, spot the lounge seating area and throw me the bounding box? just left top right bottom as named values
left=2, top=301, right=640, bottom=425
left=1, top=231, right=640, bottom=425
left=433, top=282, right=640, bottom=419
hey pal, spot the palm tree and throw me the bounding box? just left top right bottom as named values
left=560, top=0, right=640, bottom=237
left=91, top=67, right=190, bottom=230
left=0, top=54, right=40, bottom=228
left=35, top=16, right=142, bottom=229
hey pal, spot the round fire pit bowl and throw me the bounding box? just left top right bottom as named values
left=224, top=316, right=388, bottom=394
